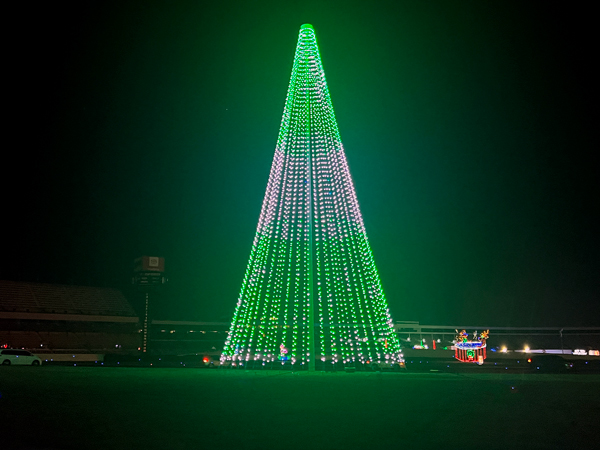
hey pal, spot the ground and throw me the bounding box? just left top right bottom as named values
left=1, top=367, right=598, bottom=449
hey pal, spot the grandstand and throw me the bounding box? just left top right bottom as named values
left=0, top=280, right=140, bottom=353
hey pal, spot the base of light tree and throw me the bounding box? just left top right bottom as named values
left=221, top=359, right=406, bottom=372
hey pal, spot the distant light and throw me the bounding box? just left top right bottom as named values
left=589, top=350, right=600, bottom=356
left=501, top=346, right=507, bottom=353
left=524, top=346, right=530, bottom=353
left=573, top=349, right=587, bottom=356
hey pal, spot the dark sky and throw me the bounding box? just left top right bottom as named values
left=5, top=1, right=597, bottom=327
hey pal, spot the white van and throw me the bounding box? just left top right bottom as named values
left=0, top=349, right=42, bottom=366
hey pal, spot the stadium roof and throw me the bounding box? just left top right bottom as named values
left=0, top=280, right=137, bottom=320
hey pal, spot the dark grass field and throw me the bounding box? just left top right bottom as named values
left=1, top=367, right=599, bottom=450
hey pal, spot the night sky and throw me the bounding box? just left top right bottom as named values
left=6, top=1, right=597, bottom=327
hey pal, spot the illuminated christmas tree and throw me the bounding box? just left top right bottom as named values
left=222, top=24, right=402, bottom=370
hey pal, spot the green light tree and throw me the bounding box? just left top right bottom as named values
left=222, top=24, right=402, bottom=370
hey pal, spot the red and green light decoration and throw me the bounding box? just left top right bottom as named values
left=221, top=24, right=402, bottom=369
left=454, top=330, right=489, bottom=364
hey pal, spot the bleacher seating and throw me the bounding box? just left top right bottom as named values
left=0, top=281, right=39, bottom=311
left=0, top=280, right=136, bottom=316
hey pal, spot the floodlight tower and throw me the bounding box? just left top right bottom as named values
left=222, top=24, right=402, bottom=371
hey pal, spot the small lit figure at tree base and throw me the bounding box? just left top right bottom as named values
left=279, top=344, right=289, bottom=361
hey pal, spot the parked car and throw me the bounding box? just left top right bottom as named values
left=0, top=349, right=42, bottom=366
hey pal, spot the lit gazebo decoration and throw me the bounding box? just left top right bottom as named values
left=454, top=329, right=489, bottom=364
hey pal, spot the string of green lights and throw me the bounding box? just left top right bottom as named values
left=221, top=24, right=402, bottom=369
